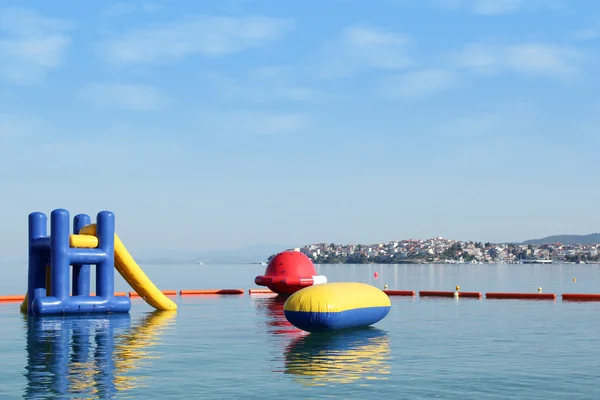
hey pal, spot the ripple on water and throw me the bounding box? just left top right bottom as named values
left=0, top=263, right=599, bottom=399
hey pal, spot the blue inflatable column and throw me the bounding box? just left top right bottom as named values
left=72, top=214, right=91, bottom=296
left=27, top=212, right=48, bottom=315
left=30, top=208, right=130, bottom=315
left=50, top=209, right=71, bottom=302
left=96, top=211, right=115, bottom=299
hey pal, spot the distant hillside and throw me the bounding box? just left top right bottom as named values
left=522, top=233, right=600, bottom=245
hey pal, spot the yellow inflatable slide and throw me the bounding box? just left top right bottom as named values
left=77, top=224, right=177, bottom=311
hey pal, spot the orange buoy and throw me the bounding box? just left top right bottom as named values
left=248, top=289, right=275, bottom=294
left=562, top=293, right=600, bottom=301
left=180, top=289, right=244, bottom=295
left=0, top=295, right=26, bottom=303
left=129, top=290, right=177, bottom=297
left=90, top=292, right=128, bottom=297
left=486, top=292, right=556, bottom=300
left=419, top=290, right=481, bottom=298
left=383, top=290, right=415, bottom=296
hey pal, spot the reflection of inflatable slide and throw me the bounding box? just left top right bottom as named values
left=284, top=328, right=391, bottom=386
left=23, top=209, right=176, bottom=315
left=24, top=311, right=175, bottom=398
left=113, top=310, right=177, bottom=391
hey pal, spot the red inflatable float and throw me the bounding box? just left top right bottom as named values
left=254, top=251, right=327, bottom=295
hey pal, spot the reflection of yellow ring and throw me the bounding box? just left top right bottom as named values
left=112, top=310, right=177, bottom=391
left=65, top=311, right=176, bottom=393
left=284, top=328, right=391, bottom=386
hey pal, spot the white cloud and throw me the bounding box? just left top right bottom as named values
left=433, top=103, right=538, bottom=138
left=573, top=29, right=599, bottom=40
left=339, top=141, right=387, bottom=155
left=472, top=0, right=528, bottom=14
left=436, top=113, right=503, bottom=138
left=572, top=16, right=600, bottom=40
left=0, top=7, right=71, bottom=35
left=319, top=25, right=413, bottom=78
left=78, top=83, right=171, bottom=111
left=0, top=7, right=71, bottom=84
left=105, top=3, right=163, bottom=17
left=199, top=111, right=309, bottom=136
left=0, top=113, right=40, bottom=139
left=380, top=68, right=461, bottom=99
left=504, top=44, right=579, bottom=74
left=424, top=105, right=545, bottom=175
left=100, top=15, right=294, bottom=65
left=430, top=0, right=463, bottom=9
left=431, top=0, right=562, bottom=15
left=452, top=42, right=581, bottom=76
left=200, top=67, right=327, bottom=103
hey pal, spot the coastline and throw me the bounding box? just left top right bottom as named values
left=268, top=238, right=600, bottom=266
left=310, top=260, right=598, bottom=265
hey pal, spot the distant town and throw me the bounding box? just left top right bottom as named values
left=269, top=238, right=600, bottom=264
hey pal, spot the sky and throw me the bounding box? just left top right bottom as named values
left=1, top=0, right=599, bottom=262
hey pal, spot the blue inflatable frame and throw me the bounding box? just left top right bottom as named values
left=27, top=209, right=131, bottom=316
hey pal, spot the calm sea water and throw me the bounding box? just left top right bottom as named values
left=1, top=262, right=600, bottom=399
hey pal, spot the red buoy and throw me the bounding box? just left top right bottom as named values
left=562, top=293, right=600, bottom=301
left=254, top=251, right=327, bottom=295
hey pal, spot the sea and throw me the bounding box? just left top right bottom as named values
left=1, top=262, right=600, bottom=399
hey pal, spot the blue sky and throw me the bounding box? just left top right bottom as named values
left=1, top=0, right=599, bottom=261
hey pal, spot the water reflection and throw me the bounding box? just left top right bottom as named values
left=252, top=295, right=391, bottom=385
left=284, top=327, right=391, bottom=386
left=252, top=295, right=304, bottom=336
left=24, top=311, right=176, bottom=399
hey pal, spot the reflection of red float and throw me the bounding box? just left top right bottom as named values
left=254, top=251, right=327, bottom=295
left=253, top=296, right=307, bottom=336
